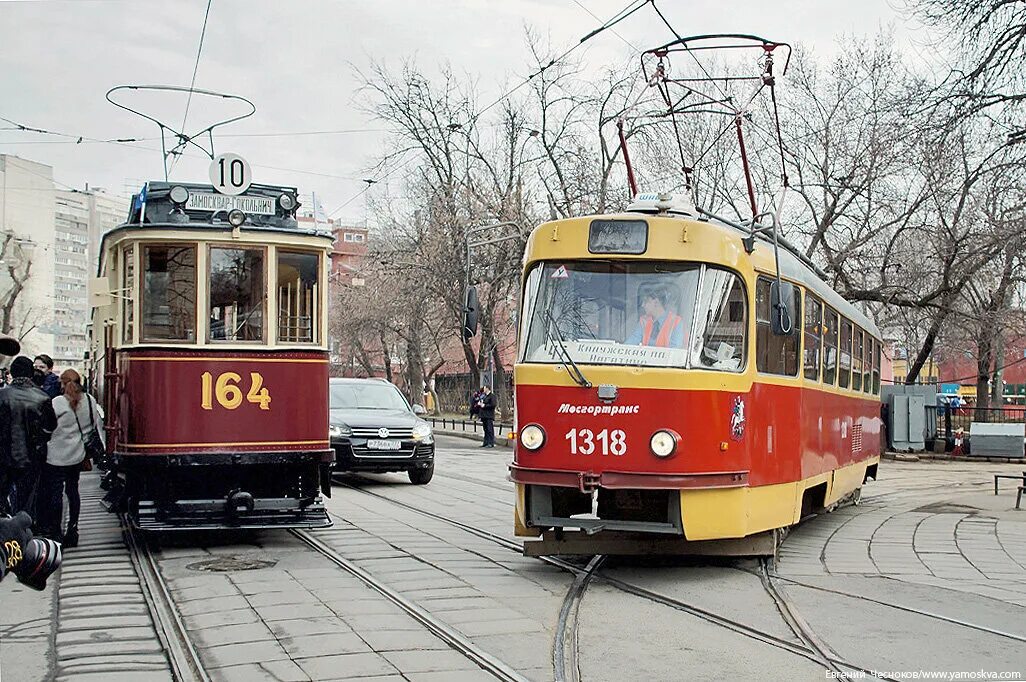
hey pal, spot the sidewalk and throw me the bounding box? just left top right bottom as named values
left=429, top=417, right=515, bottom=448
left=0, top=473, right=173, bottom=682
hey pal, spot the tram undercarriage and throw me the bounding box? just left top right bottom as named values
left=515, top=458, right=878, bottom=557
left=104, top=452, right=334, bottom=531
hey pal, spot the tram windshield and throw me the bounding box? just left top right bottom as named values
left=520, top=262, right=747, bottom=370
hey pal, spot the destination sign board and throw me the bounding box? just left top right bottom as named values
left=589, top=219, right=648, bottom=254
left=186, top=192, right=276, bottom=216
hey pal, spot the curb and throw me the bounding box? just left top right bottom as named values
left=434, top=428, right=514, bottom=449
left=883, top=452, right=1026, bottom=464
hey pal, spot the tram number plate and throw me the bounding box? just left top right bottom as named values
left=367, top=439, right=402, bottom=450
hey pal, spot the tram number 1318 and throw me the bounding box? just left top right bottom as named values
left=200, top=371, right=272, bottom=411
left=565, top=428, right=626, bottom=456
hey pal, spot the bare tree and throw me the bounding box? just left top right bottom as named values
left=0, top=232, right=34, bottom=339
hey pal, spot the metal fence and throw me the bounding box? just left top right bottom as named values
left=929, top=404, right=1026, bottom=452
left=428, top=416, right=514, bottom=435
left=434, top=371, right=514, bottom=420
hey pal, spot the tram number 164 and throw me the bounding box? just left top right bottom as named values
left=200, top=371, right=272, bottom=411
left=565, top=428, right=626, bottom=456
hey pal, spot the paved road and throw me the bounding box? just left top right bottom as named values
left=7, top=438, right=1026, bottom=681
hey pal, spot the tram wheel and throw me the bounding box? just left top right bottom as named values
left=408, top=463, right=434, bottom=485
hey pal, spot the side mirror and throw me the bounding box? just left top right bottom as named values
left=412, top=404, right=427, bottom=416
left=770, top=280, right=797, bottom=336
left=462, top=286, right=479, bottom=340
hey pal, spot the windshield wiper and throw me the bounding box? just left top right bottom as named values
left=541, top=307, right=592, bottom=388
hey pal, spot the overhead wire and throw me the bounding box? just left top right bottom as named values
left=170, top=0, right=214, bottom=173
left=326, top=0, right=651, bottom=219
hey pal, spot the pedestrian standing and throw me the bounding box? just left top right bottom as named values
left=478, top=385, right=496, bottom=448
left=38, top=369, right=103, bottom=547
left=0, top=357, right=57, bottom=521
left=33, top=355, right=61, bottom=399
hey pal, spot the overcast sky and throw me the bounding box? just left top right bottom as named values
left=0, top=0, right=944, bottom=224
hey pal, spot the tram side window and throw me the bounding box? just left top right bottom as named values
left=122, top=245, right=134, bottom=343
left=837, top=319, right=853, bottom=387
left=690, top=268, right=746, bottom=372
left=278, top=251, right=320, bottom=343
left=209, top=247, right=265, bottom=342
left=822, top=308, right=839, bottom=385
left=838, top=319, right=853, bottom=389
left=863, top=337, right=873, bottom=393
left=142, top=245, right=197, bottom=342
left=873, top=339, right=881, bottom=394
left=755, top=277, right=799, bottom=376
left=803, top=295, right=822, bottom=381
left=853, top=329, right=864, bottom=392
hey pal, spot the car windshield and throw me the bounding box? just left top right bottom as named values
left=330, top=383, right=410, bottom=411
left=519, top=261, right=747, bottom=371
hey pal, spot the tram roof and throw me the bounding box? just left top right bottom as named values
left=97, top=181, right=332, bottom=274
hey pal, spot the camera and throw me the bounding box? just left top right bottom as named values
left=1, top=513, right=62, bottom=591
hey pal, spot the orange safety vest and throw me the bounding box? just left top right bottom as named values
left=640, top=313, right=682, bottom=347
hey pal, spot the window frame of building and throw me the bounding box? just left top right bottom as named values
left=140, top=243, right=198, bottom=343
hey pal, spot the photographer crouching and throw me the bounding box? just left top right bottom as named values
left=0, top=336, right=62, bottom=591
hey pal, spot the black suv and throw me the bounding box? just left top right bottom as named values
left=329, top=378, right=435, bottom=484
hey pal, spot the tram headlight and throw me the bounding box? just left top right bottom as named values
left=649, top=429, right=679, bottom=458
left=168, top=185, right=190, bottom=206
left=228, top=209, right=247, bottom=227
left=520, top=424, right=545, bottom=451
left=412, top=423, right=434, bottom=444
left=278, top=192, right=297, bottom=213
left=329, top=423, right=352, bottom=439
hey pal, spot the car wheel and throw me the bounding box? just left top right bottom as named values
left=408, top=462, right=434, bottom=485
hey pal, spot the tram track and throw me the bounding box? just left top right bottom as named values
left=771, top=574, right=1026, bottom=642
left=289, top=528, right=529, bottom=682
left=121, top=518, right=211, bottom=682
left=339, top=482, right=890, bottom=677
left=553, top=555, right=604, bottom=682
left=759, top=559, right=849, bottom=677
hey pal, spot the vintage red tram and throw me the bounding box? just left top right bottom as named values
left=507, top=197, right=882, bottom=555
left=88, top=181, right=333, bottom=530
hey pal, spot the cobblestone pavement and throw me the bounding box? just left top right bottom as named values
left=5, top=443, right=1026, bottom=681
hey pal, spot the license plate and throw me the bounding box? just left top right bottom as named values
left=366, top=439, right=402, bottom=450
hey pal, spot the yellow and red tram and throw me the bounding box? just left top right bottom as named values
left=510, top=197, right=881, bottom=554
left=89, top=181, right=333, bottom=530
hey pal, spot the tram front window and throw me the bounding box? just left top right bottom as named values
left=142, top=245, right=197, bottom=342
left=520, top=262, right=746, bottom=370
left=209, top=247, right=265, bottom=342
left=278, top=250, right=320, bottom=343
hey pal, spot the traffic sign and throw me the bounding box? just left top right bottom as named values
left=209, top=153, right=252, bottom=196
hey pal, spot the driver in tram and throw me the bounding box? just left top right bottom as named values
left=625, top=287, right=685, bottom=348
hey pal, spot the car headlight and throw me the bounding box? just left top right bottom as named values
left=520, top=424, right=545, bottom=451
left=412, top=423, right=433, bottom=443
left=329, top=423, right=352, bottom=438
left=650, top=430, right=679, bottom=458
